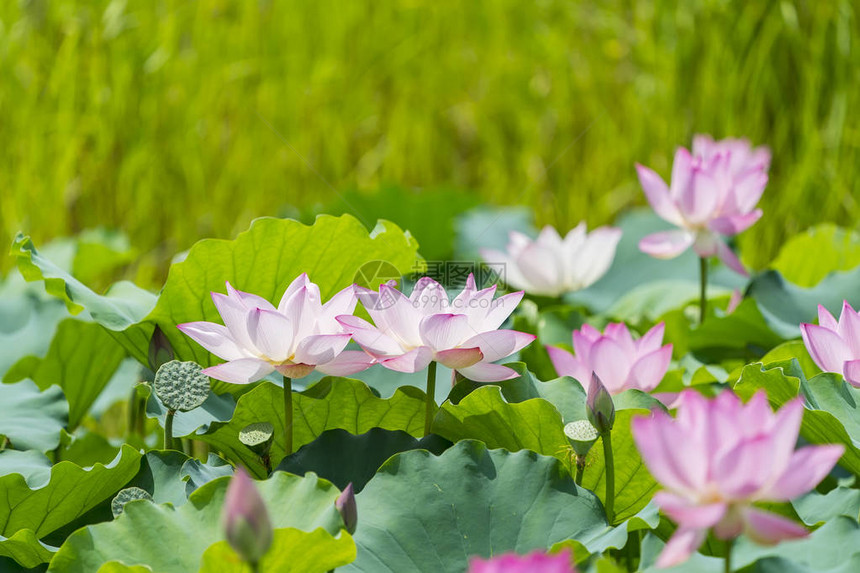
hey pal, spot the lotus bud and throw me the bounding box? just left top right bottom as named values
left=335, top=482, right=358, bottom=535
left=563, top=420, right=599, bottom=457
left=586, top=373, right=615, bottom=435
left=148, top=325, right=174, bottom=372
left=223, top=468, right=273, bottom=565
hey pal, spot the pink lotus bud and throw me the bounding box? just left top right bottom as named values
left=148, top=325, right=174, bottom=371
left=222, top=468, right=272, bottom=565
left=586, top=373, right=614, bottom=435
left=335, top=482, right=357, bottom=534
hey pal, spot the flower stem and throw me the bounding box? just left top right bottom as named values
left=164, top=409, right=176, bottom=450
left=424, top=361, right=437, bottom=437
left=575, top=455, right=586, bottom=486
left=724, top=538, right=734, bottom=573
left=602, top=430, right=615, bottom=524
left=699, top=256, right=708, bottom=325
left=283, top=376, right=293, bottom=457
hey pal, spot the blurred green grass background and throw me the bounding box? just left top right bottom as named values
left=2, top=0, right=858, bottom=284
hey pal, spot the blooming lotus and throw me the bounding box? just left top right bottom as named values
left=546, top=322, right=672, bottom=395
left=177, top=274, right=372, bottom=384
left=337, top=274, right=535, bottom=382
left=632, top=390, right=843, bottom=568
left=479, top=223, right=622, bottom=297
left=636, top=135, right=770, bottom=275
left=468, top=549, right=575, bottom=573
left=801, top=301, right=860, bottom=387
left=222, top=468, right=272, bottom=565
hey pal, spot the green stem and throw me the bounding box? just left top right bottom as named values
left=424, top=361, right=438, bottom=437
left=575, top=455, right=585, bottom=486
left=283, top=376, right=293, bottom=456
left=164, top=409, right=176, bottom=450
left=724, top=538, right=734, bottom=573
left=602, top=430, right=615, bottom=524
left=699, top=256, right=708, bottom=325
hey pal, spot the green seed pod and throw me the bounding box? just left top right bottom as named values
left=154, top=360, right=210, bottom=412
left=111, top=487, right=153, bottom=518
left=239, top=422, right=275, bottom=457
left=563, top=420, right=599, bottom=457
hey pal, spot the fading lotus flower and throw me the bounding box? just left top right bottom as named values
left=479, top=224, right=622, bottom=298
left=801, top=301, right=860, bottom=387
left=178, top=274, right=373, bottom=384
left=337, top=274, right=535, bottom=382
left=547, top=322, right=672, bottom=395
left=632, top=390, right=843, bottom=568
left=223, top=468, right=273, bottom=565
left=636, top=135, right=770, bottom=276
left=468, top=549, right=575, bottom=573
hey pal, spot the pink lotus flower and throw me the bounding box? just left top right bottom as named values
left=800, top=301, right=860, bottom=387
left=480, top=224, right=622, bottom=297
left=636, top=135, right=770, bottom=276
left=632, top=390, right=843, bottom=568
left=546, top=322, right=672, bottom=395
left=468, top=549, right=575, bottom=573
left=177, top=274, right=373, bottom=384
left=337, top=274, right=535, bottom=382
left=223, top=468, right=272, bottom=565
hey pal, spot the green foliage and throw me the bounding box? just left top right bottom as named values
left=0, top=379, right=68, bottom=452
left=4, top=318, right=126, bottom=429
left=771, top=224, right=860, bottom=287
left=0, top=445, right=141, bottom=566
left=342, top=441, right=613, bottom=572
left=48, top=472, right=345, bottom=573
left=197, top=378, right=427, bottom=477
left=199, top=528, right=356, bottom=573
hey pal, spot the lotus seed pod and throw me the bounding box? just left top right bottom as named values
left=564, top=420, right=599, bottom=457
left=154, top=360, right=210, bottom=412
left=239, top=422, right=275, bottom=457
left=111, top=487, right=153, bottom=518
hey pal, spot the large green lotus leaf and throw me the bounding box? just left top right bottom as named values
left=581, top=409, right=660, bottom=524
left=146, top=388, right=236, bottom=438
left=124, top=451, right=232, bottom=508
left=770, top=224, right=860, bottom=288
left=0, top=379, right=68, bottom=452
left=0, top=273, right=69, bottom=378
left=792, top=486, right=860, bottom=526
left=48, top=471, right=344, bottom=573
left=733, top=362, right=860, bottom=476
left=199, top=527, right=356, bottom=572
left=0, top=450, right=53, bottom=488
left=4, top=318, right=126, bottom=429
left=0, top=529, right=57, bottom=569
left=195, top=378, right=427, bottom=477
left=341, top=440, right=618, bottom=572
left=432, top=385, right=572, bottom=468
left=12, top=234, right=157, bottom=361
left=570, top=210, right=745, bottom=321
left=747, top=267, right=860, bottom=339
left=276, top=428, right=450, bottom=492
left=0, top=446, right=141, bottom=568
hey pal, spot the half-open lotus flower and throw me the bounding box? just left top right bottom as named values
left=479, top=223, right=622, bottom=297
left=468, top=549, right=575, bottom=573
left=801, top=301, right=860, bottom=387
left=337, top=274, right=535, bottom=382
left=547, top=322, right=672, bottom=395
left=633, top=390, right=843, bottom=568
left=636, top=135, right=770, bottom=276
left=178, top=274, right=372, bottom=384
